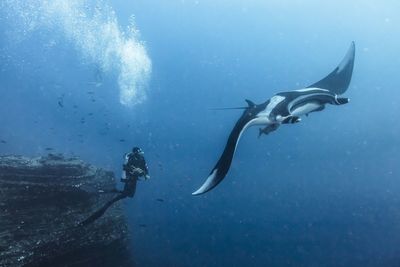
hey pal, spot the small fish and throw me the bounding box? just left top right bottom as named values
left=139, top=224, right=147, bottom=228
left=88, top=113, right=93, bottom=116
left=87, top=91, right=95, bottom=95
left=0, top=140, right=6, bottom=144
left=45, top=147, right=53, bottom=151
left=156, top=198, right=164, bottom=202
left=58, top=94, right=64, bottom=107
left=119, top=139, right=125, bottom=142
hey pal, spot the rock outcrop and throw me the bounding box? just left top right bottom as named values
left=0, top=154, right=133, bottom=267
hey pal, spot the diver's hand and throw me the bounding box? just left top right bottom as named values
left=145, top=174, right=150, bottom=180
left=130, top=167, right=144, bottom=176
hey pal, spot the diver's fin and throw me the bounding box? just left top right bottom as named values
left=78, top=193, right=126, bottom=226
left=307, top=42, right=355, bottom=95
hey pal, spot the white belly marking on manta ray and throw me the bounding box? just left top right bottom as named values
left=286, top=89, right=335, bottom=116
left=232, top=97, right=288, bottom=157
left=290, top=102, right=322, bottom=117
left=294, top=88, right=329, bottom=93
left=257, top=95, right=285, bottom=120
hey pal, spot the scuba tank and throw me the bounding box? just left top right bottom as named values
left=121, top=153, right=130, bottom=180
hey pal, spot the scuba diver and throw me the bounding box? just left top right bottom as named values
left=79, top=147, right=150, bottom=226
left=121, top=147, right=150, bottom=197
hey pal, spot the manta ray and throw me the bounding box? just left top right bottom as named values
left=192, top=42, right=355, bottom=196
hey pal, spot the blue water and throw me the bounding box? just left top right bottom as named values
left=1, top=1, right=400, bottom=266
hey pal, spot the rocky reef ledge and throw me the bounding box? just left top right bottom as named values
left=0, top=154, right=133, bottom=267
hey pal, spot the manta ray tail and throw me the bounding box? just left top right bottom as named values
left=307, top=42, right=355, bottom=95
left=209, top=107, right=248, bottom=110
left=210, top=100, right=255, bottom=111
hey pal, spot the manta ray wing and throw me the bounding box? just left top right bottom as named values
left=307, top=42, right=355, bottom=95
left=192, top=110, right=257, bottom=195
left=192, top=43, right=355, bottom=196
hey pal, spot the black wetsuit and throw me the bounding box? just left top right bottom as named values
left=122, top=152, right=149, bottom=198
left=79, top=152, right=148, bottom=226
